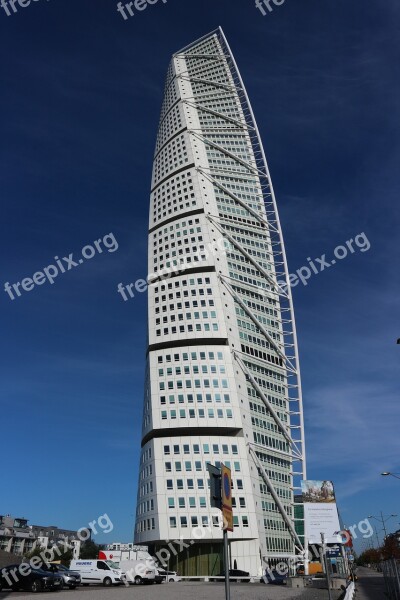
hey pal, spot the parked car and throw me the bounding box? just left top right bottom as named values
left=42, top=562, right=81, bottom=589
left=69, top=559, right=124, bottom=586
left=262, top=568, right=288, bottom=585
left=211, top=569, right=250, bottom=582
left=0, top=563, right=63, bottom=593
left=155, top=568, right=180, bottom=583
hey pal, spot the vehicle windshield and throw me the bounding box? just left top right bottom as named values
left=106, top=560, right=120, bottom=569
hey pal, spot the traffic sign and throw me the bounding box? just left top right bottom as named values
left=221, top=464, right=233, bottom=532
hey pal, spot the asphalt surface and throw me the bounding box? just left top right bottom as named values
left=356, top=566, right=387, bottom=600
left=0, top=581, right=344, bottom=600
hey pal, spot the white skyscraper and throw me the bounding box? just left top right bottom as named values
left=134, top=27, right=306, bottom=577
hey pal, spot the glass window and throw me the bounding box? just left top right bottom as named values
left=199, top=497, right=206, bottom=508
left=168, top=498, right=175, bottom=508
left=187, top=479, right=194, bottom=489
left=178, top=497, right=185, bottom=508
left=189, top=497, right=196, bottom=508
left=180, top=517, right=188, bottom=527
left=170, top=517, right=177, bottom=528
left=174, top=445, right=179, bottom=454
left=185, top=461, right=192, bottom=472
left=177, top=479, right=183, bottom=489
left=164, top=445, right=170, bottom=455
left=166, top=480, right=173, bottom=490
left=165, top=462, right=171, bottom=472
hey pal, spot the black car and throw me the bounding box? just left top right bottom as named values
left=211, top=569, right=250, bottom=582
left=0, top=563, right=63, bottom=593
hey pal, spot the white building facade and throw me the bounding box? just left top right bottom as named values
left=134, top=28, right=306, bottom=577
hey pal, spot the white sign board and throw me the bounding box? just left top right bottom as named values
left=301, top=480, right=341, bottom=544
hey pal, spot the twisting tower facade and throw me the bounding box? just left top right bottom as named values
left=134, top=28, right=306, bottom=576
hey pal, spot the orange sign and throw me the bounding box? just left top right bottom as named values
left=221, top=464, right=233, bottom=531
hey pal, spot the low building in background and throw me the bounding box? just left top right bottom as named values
left=0, top=514, right=81, bottom=556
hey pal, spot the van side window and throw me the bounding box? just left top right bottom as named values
left=97, top=561, right=108, bottom=570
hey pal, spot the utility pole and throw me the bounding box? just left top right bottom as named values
left=320, top=533, right=333, bottom=600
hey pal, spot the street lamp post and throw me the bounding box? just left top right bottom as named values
left=368, top=512, right=398, bottom=545
left=381, top=472, right=400, bottom=480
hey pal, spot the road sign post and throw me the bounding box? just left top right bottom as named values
left=221, top=464, right=232, bottom=600
left=207, top=463, right=233, bottom=600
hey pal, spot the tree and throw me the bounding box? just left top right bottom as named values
left=79, top=540, right=102, bottom=560
left=357, top=548, right=381, bottom=566
left=24, top=543, right=73, bottom=567
left=382, top=535, right=400, bottom=560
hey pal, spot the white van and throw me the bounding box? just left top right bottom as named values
left=69, top=559, right=124, bottom=586
left=99, top=549, right=156, bottom=584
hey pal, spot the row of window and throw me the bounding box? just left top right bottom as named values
left=159, top=364, right=226, bottom=376
left=165, top=460, right=241, bottom=473
left=159, top=378, right=228, bottom=391
left=167, top=496, right=246, bottom=509
left=161, top=408, right=233, bottom=420
left=155, top=322, right=219, bottom=336
left=160, top=393, right=231, bottom=405
left=163, top=443, right=238, bottom=455
left=157, top=350, right=225, bottom=363
left=168, top=515, right=249, bottom=529
left=155, top=286, right=214, bottom=301
left=165, top=477, right=243, bottom=490
left=155, top=298, right=215, bottom=314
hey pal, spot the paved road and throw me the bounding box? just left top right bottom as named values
left=356, top=567, right=387, bottom=600
left=0, top=581, right=344, bottom=600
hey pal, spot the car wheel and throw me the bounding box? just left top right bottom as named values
left=59, top=579, right=64, bottom=590
left=134, top=576, right=142, bottom=585
left=31, top=579, right=43, bottom=593
left=103, top=577, right=112, bottom=587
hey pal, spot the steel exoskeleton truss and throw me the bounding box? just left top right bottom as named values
left=173, top=28, right=307, bottom=557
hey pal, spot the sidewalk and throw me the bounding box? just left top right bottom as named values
left=356, top=566, right=387, bottom=599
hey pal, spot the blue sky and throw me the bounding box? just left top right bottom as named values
left=0, top=0, right=399, bottom=549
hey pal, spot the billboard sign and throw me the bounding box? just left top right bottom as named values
left=301, top=480, right=341, bottom=544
